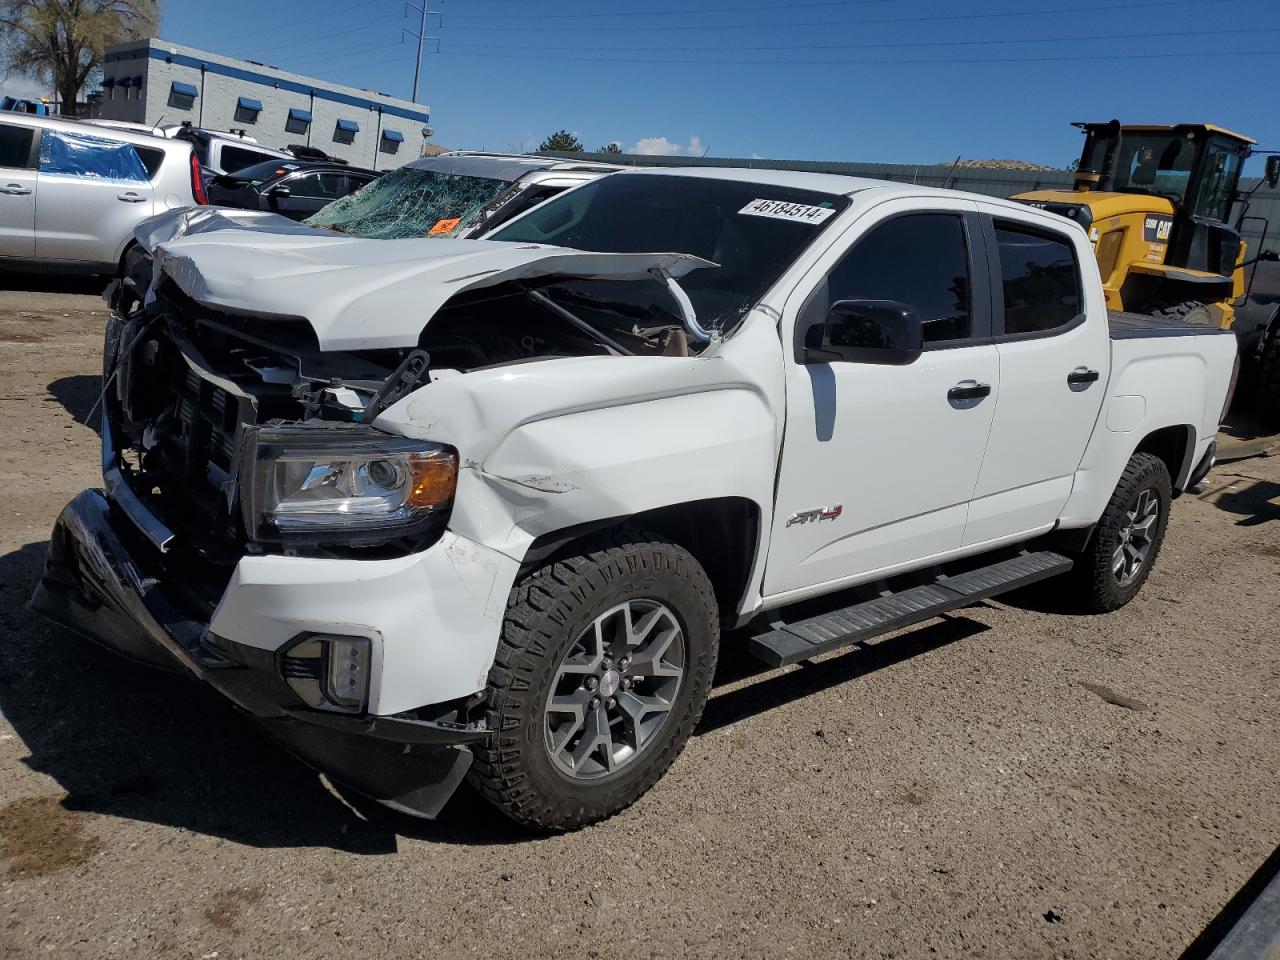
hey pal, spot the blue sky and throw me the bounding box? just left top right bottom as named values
left=26, top=0, right=1280, bottom=171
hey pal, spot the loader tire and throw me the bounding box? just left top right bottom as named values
left=1257, top=327, right=1280, bottom=430
left=1148, top=300, right=1216, bottom=327
left=1068, top=452, right=1172, bottom=614
left=468, top=527, right=719, bottom=831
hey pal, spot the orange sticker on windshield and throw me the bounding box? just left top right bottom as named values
left=429, top=217, right=461, bottom=236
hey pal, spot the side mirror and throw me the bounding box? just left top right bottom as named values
left=267, top=185, right=291, bottom=200
left=802, top=299, right=924, bottom=365
left=1266, top=155, right=1280, bottom=190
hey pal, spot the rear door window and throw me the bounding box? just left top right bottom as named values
left=220, top=144, right=281, bottom=174
left=0, top=123, right=36, bottom=169
left=38, top=129, right=148, bottom=182
left=993, top=222, right=1082, bottom=336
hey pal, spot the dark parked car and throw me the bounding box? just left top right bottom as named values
left=206, top=159, right=380, bottom=221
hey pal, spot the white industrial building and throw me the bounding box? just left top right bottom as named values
left=98, top=39, right=430, bottom=170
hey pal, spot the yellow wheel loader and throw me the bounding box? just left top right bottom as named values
left=1016, top=121, right=1280, bottom=422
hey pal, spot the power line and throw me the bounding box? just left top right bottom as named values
left=438, top=25, right=1278, bottom=53
left=433, top=0, right=1238, bottom=32
left=435, top=46, right=1280, bottom=65
left=443, top=0, right=898, bottom=19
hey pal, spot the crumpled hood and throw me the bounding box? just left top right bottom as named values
left=135, top=205, right=329, bottom=251
left=149, top=226, right=714, bottom=351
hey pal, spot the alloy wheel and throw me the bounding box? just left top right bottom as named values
left=544, top=599, right=685, bottom=780
left=1113, top=487, right=1160, bottom=586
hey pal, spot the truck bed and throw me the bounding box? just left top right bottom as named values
left=1108, top=311, right=1235, bottom=339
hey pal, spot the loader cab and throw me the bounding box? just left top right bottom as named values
left=1016, top=122, right=1261, bottom=325
left=1076, top=122, right=1252, bottom=278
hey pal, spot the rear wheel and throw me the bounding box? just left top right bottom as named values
left=1148, top=299, right=1216, bottom=327
left=468, top=528, right=719, bottom=831
left=1257, top=327, right=1280, bottom=430
left=1069, top=452, right=1172, bottom=613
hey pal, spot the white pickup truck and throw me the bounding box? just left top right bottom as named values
left=35, top=168, right=1237, bottom=830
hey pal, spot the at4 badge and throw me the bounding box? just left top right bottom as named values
left=786, top=504, right=843, bottom=527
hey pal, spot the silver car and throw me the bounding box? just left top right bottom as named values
left=0, top=114, right=204, bottom=273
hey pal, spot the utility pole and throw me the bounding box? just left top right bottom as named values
left=404, top=1, right=441, bottom=104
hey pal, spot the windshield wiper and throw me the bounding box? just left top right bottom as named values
left=526, top=287, right=635, bottom=356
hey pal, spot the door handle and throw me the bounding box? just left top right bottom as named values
left=947, top=380, right=992, bottom=403
left=1067, top=367, right=1100, bottom=386
left=117, top=192, right=146, bottom=203
left=1, top=184, right=32, bottom=196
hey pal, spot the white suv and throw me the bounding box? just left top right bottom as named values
left=0, top=114, right=205, bottom=273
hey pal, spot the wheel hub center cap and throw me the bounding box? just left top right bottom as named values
left=598, top=669, right=621, bottom=699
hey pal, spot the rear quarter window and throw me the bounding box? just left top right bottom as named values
left=135, top=146, right=165, bottom=179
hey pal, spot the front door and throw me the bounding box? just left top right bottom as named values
left=270, top=171, right=348, bottom=221
left=963, top=211, right=1110, bottom=546
left=763, top=200, right=1000, bottom=601
left=0, top=121, right=38, bottom=258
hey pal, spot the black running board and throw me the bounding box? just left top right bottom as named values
left=748, top=550, right=1073, bottom=668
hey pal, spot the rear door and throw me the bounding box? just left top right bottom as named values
left=962, top=209, right=1109, bottom=545
left=34, top=128, right=154, bottom=266
left=0, top=120, right=38, bottom=258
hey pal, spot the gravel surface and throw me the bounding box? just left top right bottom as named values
left=1, top=280, right=1277, bottom=960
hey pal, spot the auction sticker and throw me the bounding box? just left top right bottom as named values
left=739, top=199, right=835, bottom=224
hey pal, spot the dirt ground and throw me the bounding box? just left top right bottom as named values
left=0, top=277, right=1277, bottom=960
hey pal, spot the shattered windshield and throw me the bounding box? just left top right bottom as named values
left=489, top=174, right=850, bottom=329
left=305, top=166, right=513, bottom=239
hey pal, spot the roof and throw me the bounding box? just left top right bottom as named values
left=1, top=113, right=183, bottom=148
left=1075, top=121, right=1256, bottom=145
left=617, top=164, right=888, bottom=197
left=405, top=153, right=565, bottom=182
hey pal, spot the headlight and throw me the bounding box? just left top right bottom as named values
left=243, top=426, right=457, bottom=546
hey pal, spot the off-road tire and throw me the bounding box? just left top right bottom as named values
left=1070, top=452, right=1172, bottom=613
left=1257, top=327, right=1280, bottom=430
left=1148, top=299, right=1216, bottom=327
left=468, top=527, right=719, bottom=831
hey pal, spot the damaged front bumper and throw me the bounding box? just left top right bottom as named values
left=31, top=489, right=491, bottom=819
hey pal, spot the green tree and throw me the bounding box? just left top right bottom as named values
left=0, top=0, right=159, bottom=117
left=538, top=129, right=583, bottom=153
left=597, top=141, right=622, bottom=155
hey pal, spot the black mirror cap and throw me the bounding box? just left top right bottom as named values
left=803, top=298, right=925, bottom=365
left=268, top=185, right=292, bottom=199
left=1266, top=155, right=1280, bottom=190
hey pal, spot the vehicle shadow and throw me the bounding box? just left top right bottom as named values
left=700, top=615, right=989, bottom=734
left=46, top=375, right=103, bottom=434
left=1212, top=478, right=1280, bottom=526
left=0, top=272, right=107, bottom=296
left=0, top=537, right=988, bottom=849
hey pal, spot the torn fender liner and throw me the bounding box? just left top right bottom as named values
left=151, top=233, right=716, bottom=351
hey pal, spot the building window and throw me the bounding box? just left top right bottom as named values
left=234, top=96, right=263, bottom=125
left=286, top=107, right=312, bottom=136
left=334, top=118, right=359, bottom=145
left=379, top=129, right=404, bottom=155
left=168, top=81, right=198, bottom=111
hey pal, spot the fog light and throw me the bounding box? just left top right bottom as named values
left=324, top=636, right=370, bottom=710
left=282, top=634, right=371, bottom=713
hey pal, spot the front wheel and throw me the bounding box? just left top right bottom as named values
left=468, top=528, right=720, bottom=831
left=1070, top=452, right=1173, bottom=613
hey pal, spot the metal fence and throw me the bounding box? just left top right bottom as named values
left=539, top=150, right=1280, bottom=297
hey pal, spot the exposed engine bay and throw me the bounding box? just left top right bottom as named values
left=103, top=269, right=702, bottom=562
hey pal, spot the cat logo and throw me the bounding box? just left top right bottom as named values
left=1143, top=216, right=1173, bottom=243
left=786, top=504, right=843, bottom=527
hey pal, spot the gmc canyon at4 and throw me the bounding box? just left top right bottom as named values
left=34, top=168, right=1237, bottom=830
